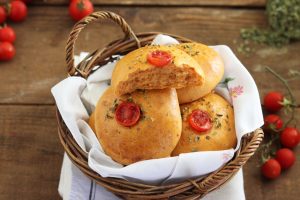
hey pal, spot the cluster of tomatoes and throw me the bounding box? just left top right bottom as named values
left=0, top=0, right=28, bottom=61
left=261, top=91, right=299, bottom=179
left=69, top=0, right=94, bottom=21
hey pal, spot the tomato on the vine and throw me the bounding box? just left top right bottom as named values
left=264, top=114, right=283, bottom=130
left=0, top=26, right=16, bottom=43
left=0, top=42, right=15, bottom=61
left=261, top=159, right=281, bottom=179
left=69, top=0, right=94, bottom=21
left=0, top=7, right=6, bottom=24
left=280, top=127, right=299, bottom=148
left=8, top=1, right=28, bottom=22
left=263, top=91, right=284, bottom=112
left=275, top=148, right=296, bottom=169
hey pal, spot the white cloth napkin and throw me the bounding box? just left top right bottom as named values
left=53, top=34, right=263, bottom=198
left=58, top=153, right=245, bottom=200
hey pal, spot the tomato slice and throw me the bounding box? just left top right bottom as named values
left=115, top=102, right=141, bottom=127
left=147, top=50, right=172, bottom=67
left=188, top=110, right=212, bottom=133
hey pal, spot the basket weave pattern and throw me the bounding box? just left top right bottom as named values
left=57, top=11, right=264, bottom=199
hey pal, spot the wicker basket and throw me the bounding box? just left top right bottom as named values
left=57, top=11, right=264, bottom=200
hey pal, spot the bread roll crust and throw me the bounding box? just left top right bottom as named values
left=111, top=45, right=205, bottom=96
left=176, top=43, right=224, bottom=104
left=172, top=92, right=237, bottom=156
left=95, top=87, right=182, bottom=165
left=88, top=111, right=96, bottom=133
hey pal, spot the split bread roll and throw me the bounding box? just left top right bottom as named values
left=172, top=92, right=237, bottom=156
left=175, top=43, right=224, bottom=104
left=94, top=87, right=182, bottom=165
left=111, top=45, right=205, bottom=96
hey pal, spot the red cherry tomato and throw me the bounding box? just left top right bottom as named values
left=69, top=0, right=94, bottom=21
left=264, top=114, right=283, bottom=130
left=280, top=127, right=299, bottom=148
left=115, top=102, right=140, bottom=127
left=0, top=42, right=15, bottom=61
left=263, top=91, right=284, bottom=112
left=8, top=1, right=27, bottom=22
left=261, top=159, right=281, bottom=179
left=147, top=50, right=173, bottom=67
left=275, top=148, right=296, bottom=169
left=0, top=7, right=6, bottom=24
left=188, top=109, right=212, bottom=133
left=0, top=26, right=16, bottom=43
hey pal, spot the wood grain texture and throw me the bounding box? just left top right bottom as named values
left=0, top=6, right=299, bottom=105
left=0, top=105, right=299, bottom=199
left=31, top=0, right=267, bottom=6
left=0, top=105, right=63, bottom=200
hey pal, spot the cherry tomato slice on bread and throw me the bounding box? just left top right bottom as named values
left=147, top=50, right=172, bottom=67
left=115, top=102, right=140, bottom=127
left=188, top=110, right=212, bottom=133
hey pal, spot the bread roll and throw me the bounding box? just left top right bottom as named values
left=111, top=45, right=205, bottom=96
left=88, top=111, right=96, bottom=133
left=176, top=43, right=224, bottom=104
left=172, top=92, right=236, bottom=156
left=94, top=87, right=182, bottom=165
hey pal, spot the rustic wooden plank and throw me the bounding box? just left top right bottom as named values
left=0, top=105, right=63, bottom=200
left=0, top=6, right=299, bottom=104
left=31, top=0, right=267, bottom=7
left=244, top=108, right=300, bottom=200
left=0, top=105, right=299, bottom=199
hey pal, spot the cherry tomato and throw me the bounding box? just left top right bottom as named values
left=147, top=50, right=173, bottom=67
left=263, top=91, right=284, bottom=112
left=261, top=159, right=281, bottom=179
left=0, top=42, right=15, bottom=61
left=0, top=26, right=16, bottom=43
left=69, top=0, right=94, bottom=21
left=264, top=114, right=283, bottom=130
left=115, top=102, right=140, bottom=127
left=8, top=1, right=27, bottom=22
left=188, top=109, right=212, bottom=133
left=0, top=7, right=6, bottom=24
left=275, top=148, right=296, bottom=169
left=280, top=127, right=299, bottom=148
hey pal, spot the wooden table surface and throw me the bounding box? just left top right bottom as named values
left=0, top=0, right=299, bottom=199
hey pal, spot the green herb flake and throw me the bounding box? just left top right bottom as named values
left=194, top=136, right=200, bottom=142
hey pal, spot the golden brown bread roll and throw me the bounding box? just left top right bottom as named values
left=111, top=45, right=205, bottom=96
left=94, top=87, right=182, bottom=165
left=175, top=43, right=224, bottom=104
left=88, top=111, right=96, bottom=133
left=172, top=92, right=236, bottom=156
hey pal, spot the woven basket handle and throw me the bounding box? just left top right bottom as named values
left=65, top=11, right=140, bottom=76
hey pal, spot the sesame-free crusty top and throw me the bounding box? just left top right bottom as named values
left=94, top=87, right=182, bottom=165
left=175, top=43, right=224, bottom=104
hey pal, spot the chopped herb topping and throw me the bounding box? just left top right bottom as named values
left=194, top=136, right=200, bottom=142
